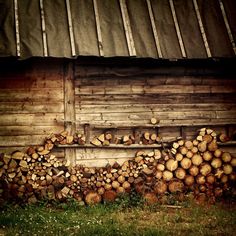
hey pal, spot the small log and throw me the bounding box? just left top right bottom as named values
left=91, top=138, right=102, bottom=147
left=66, top=135, right=74, bottom=144
left=154, top=180, right=167, bottom=194
left=202, top=134, right=213, bottom=144
left=98, top=134, right=105, bottom=143
left=150, top=133, right=157, bottom=141
left=105, top=133, right=112, bottom=140
left=103, top=190, right=117, bottom=202
left=11, top=151, right=24, bottom=160
left=218, top=133, right=230, bottom=143
left=143, top=132, right=150, bottom=141
left=19, top=160, right=28, bottom=168
left=61, top=186, right=70, bottom=197
left=168, top=179, right=184, bottom=193
left=185, top=141, right=193, bottom=150
left=208, top=140, right=218, bottom=152
left=150, top=117, right=159, bottom=125
left=166, top=159, right=178, bottom=172
left=143, top=192, right=158, bottom=205
left=9, top=159, right=17, bottom=169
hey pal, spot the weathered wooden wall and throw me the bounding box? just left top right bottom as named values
left=0, top=60, right=65, bottom=157
left=74, top=65, right=236, bottom=166
left=0, top=60, right=236, bottom=167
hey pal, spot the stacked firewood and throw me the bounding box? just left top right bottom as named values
left=91, top=131, right=162, bottom=146
left=0, top=128, right=235, bottom=205
left=51, top=131, right=86, bottom=145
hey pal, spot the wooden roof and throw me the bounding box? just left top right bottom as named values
left=0, top=0, right=236, bottom=60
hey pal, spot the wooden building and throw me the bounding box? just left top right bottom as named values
left=0, top=0, right=236, bottom=167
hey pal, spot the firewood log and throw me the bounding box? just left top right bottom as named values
left=150, top=117, right=159, bottom=125
left=166, top=159, right=178, bottom=172
left=184, top=175, right=195, bottom=186
left=98, top=134, right=105, bottom=143
left=116, top=186, right=125, bottom=194
left=203, top=151, right=213, bottom=161
left=162, top=170, right=173, bottom=182
left=179, top=146, right=188, bottom=155
left=223, top=164, right=233, bottom=175
left=175, top=153, right=183, bottom=161
left=196, top=175, right=206, bottom=185
left=150, top=133, right=157, bottom=141
left=154, top=149, right=161, bottom=160
left=202, top=134, right=213, bottom=144
left=211, top=158, right=222, bottom=169
left=143, top=132, right=150, bottom=141
left=208, top=140, right=218, bottom=152
left=175, top=168, right=186, bottom=180
left=191, top=154, right=203, bottom=166
left=199, top=163, right=212, bottom=176
left=103, top=190, right=117, bottom=202
left=186, top=151, right=193, bottom=159
left=85, top=191, right=102, bottom=205
left=206, top=174, right=215, bottom=185
left=143, top=192, right=158, bottom=205
left=168, top=179, right=184, bottom=193
left=189, top=165, right=199, bottom=176
left=180, top=158, right=192, bottom=169
left=154, top=180, right=167, bottom=195
left=230, top=158, right=236, bottom=167
left=222, top=152, right=232, bottom=163
left=91, top=138, right=102, bottom=147
left=184, top=141, right=193, bottom=150
left=218, top=133, right=230, bottom=143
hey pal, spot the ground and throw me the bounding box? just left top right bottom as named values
left=0, top=198, right=235, bottom=236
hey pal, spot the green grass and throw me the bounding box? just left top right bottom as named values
left=0, top=198, right=235, bottom=236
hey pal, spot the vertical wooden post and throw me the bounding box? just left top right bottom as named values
left=64, top=61, right=76, bottom=165
left=84, top=124, right=90, bottom=144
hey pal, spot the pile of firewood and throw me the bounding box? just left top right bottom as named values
left=91, top=131, right=162, bottom=146
left=0, top=128, right=235, bottom=205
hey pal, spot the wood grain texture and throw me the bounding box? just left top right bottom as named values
left=64, top=61, right=76, bottom=165
left=0, top=60, right=64, bottom=150
left=74, top=67, right=236, bottom=164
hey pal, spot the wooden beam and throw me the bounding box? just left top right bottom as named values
left=13, top=0, right=20, bottom=57
left=64, top=61, right=76, bottom=165
left=39, top=0, right=48, bottom=56
left=93, top=0, right=104, bottom=56
left=218, top=0, right=236, bottom=55
left=192, top=0, right=212, bottom=57
left=66, top=0, right=76, bottom=57
left=169, top=0, right=186, bottom=58
left=146, top=0, right=163, bottom=58
left=119, top=0, right=136, bottom=56
left=56, top=143, right=169, bottom=149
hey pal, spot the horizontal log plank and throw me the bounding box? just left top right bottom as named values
left=0, top=77, right=63, bottom=89
left=0, top=135, right=47, bottom=147
left=76, top=93, right=236, bottom=105
left=75, top=77, right=236, bottom=87
left=76, top=103, right=236, bottom=114
left=77, top=119, right=236, bottom=127
left=0, top=89, right=63, bottom=102
left=0, top=102, right=64, bottom=113
left=0, top=113, right=64, bottom=126
left=57, top=143, right=167, bottom=149
left=0, top=125, right=64, bottom=136
left=76, top=110, right=236, bottom=122
left=75, top=85, right=236, bottom=95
